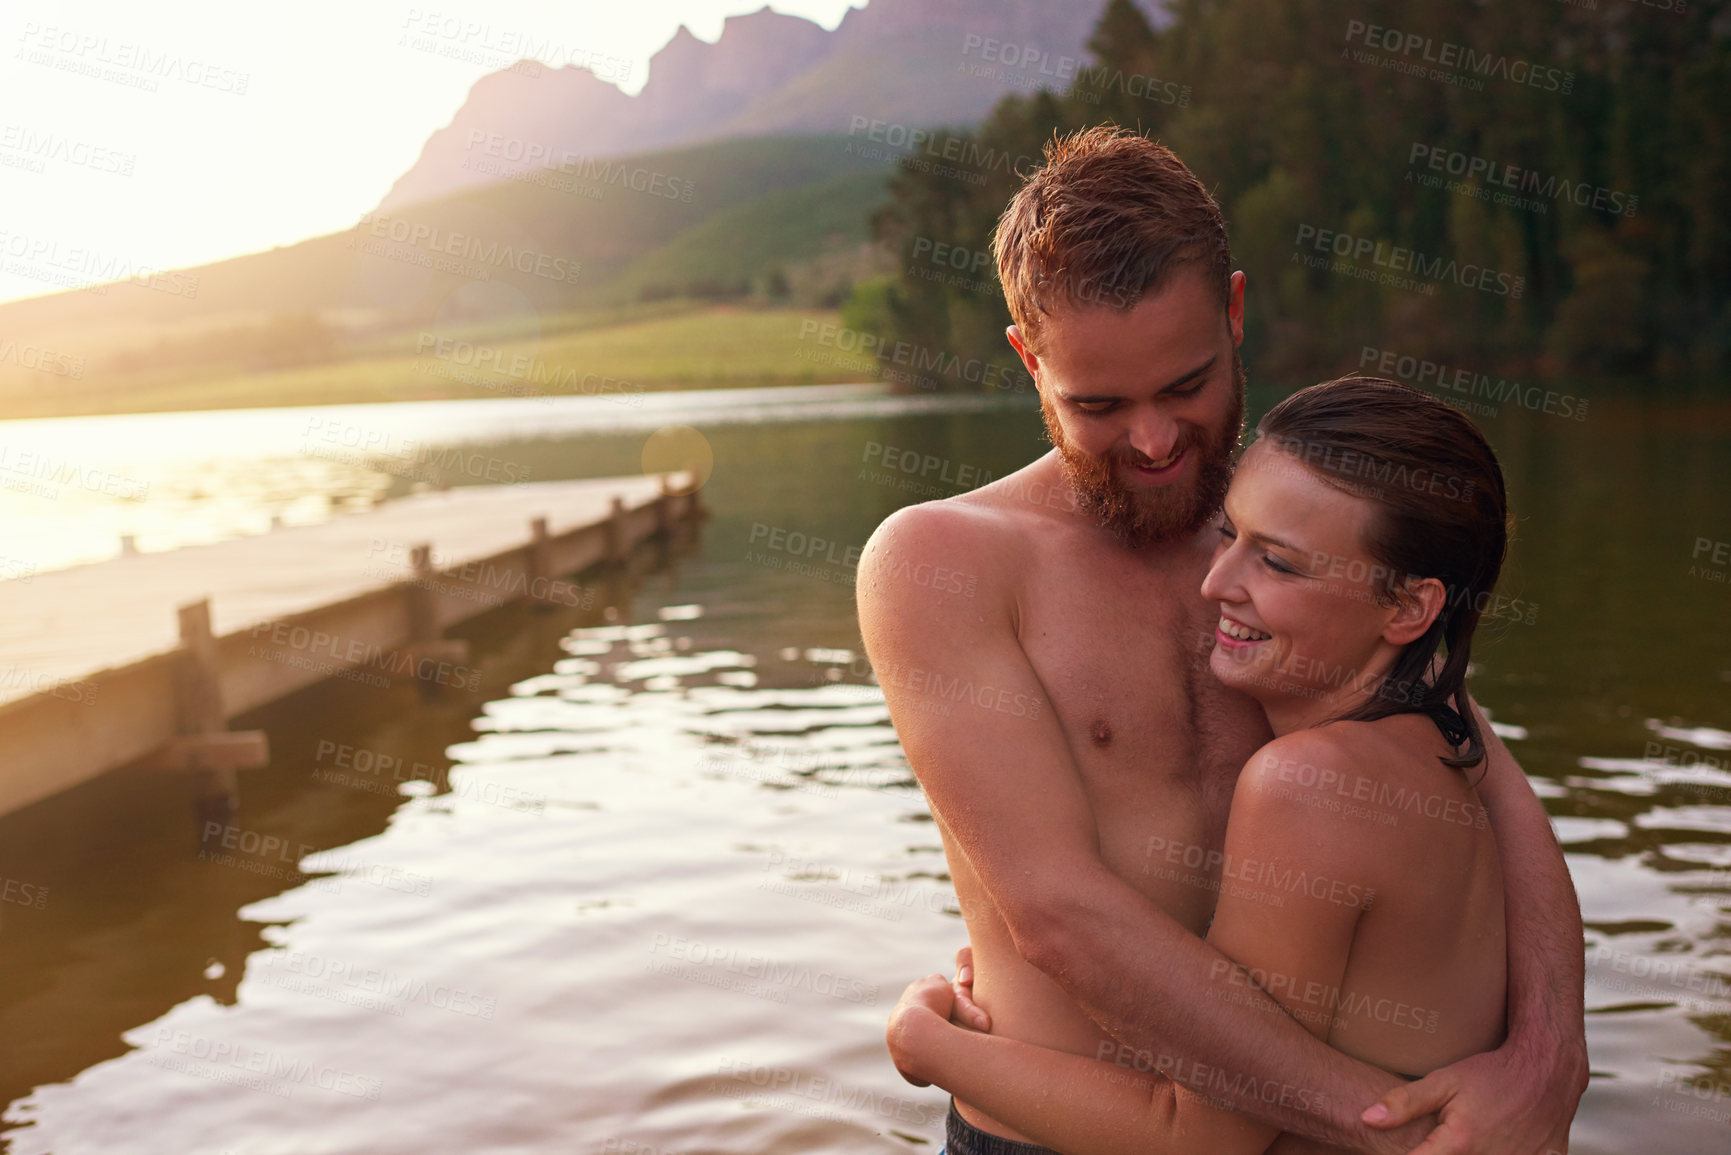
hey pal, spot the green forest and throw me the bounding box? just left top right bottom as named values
left=852, top=0, right=1730, bottom=389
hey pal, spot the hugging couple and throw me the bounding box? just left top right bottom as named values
left=856, top=127, right=1587, bottom=1155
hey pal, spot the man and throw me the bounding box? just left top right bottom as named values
left=856, top=126, right=1586, bottom=1153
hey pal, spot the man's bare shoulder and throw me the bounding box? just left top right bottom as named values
left=860, top=455, right=1074, bottom=576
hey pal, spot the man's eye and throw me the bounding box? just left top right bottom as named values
left=1074, top=401, right=1114, bottom=414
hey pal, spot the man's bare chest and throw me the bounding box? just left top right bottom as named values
left=1016, top=567, right=1265, bottom=810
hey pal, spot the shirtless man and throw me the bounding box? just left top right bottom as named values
left=856, top=127, right=1586, bottom=1153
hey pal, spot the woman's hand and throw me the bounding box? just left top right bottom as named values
left=887, top=973, right=957, bottom=1087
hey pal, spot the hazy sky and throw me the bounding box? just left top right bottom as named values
left=0, top=1, right=864, bottom=306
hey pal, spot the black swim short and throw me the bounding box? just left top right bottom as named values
left=941, top=1097, right=1059, bottom=1155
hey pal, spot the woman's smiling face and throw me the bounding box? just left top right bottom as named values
left=1200, top=439, right=1437, bottom=726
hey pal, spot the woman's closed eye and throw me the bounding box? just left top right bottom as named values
left=1219, top=523, right=1300, bottom=575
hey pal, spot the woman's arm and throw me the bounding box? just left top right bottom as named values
left=889, top=731, right=1387, bottom=1155
left=889, top=977, right=1271, bottom=1155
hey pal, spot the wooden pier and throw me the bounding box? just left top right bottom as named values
left=0, top=471, right=703, bottom=821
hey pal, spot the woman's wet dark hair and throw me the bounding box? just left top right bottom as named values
left=1253, top=375, right=1510, bottom=771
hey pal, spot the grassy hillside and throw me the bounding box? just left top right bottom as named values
left=0, top=135, right=897, bottom=418
left=616, top=170, right=891, bottom=303
left=0, top=304, right=871, bottom=419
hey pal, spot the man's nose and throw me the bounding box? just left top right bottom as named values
left=1128, top=412, right=1181, bottom=463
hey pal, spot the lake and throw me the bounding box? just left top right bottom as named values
left=0, top=381, right=1726, bottom=1153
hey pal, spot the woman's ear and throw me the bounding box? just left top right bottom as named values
left=1383, top=576, right=1447, bottom=646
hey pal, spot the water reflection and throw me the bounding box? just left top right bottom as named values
left=0, top=384, right=1727, bottom=1153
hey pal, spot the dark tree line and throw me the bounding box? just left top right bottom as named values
left=855, top=0, right=1730, bottom=388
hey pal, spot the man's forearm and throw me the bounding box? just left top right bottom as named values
left=1472, top=709, right=1587, bottom=1065
left=1024, top=869, right=1429, bottom=1153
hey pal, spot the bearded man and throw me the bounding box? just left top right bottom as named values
left=856, top=125, right=1586, bottom=1155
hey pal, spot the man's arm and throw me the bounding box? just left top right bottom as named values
left=856, top=504, right=1426, bottom=1152
left=1363, top=697, right=1587, bottom=1151
left=887, top=730, right=1390, bottom=1155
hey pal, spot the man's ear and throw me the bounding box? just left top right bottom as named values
left=1383, top=576, right=1447, bottom=647
left=1227, top=271, right=1247, bottom=348
left=1005, top=325, right=1040, bottom=385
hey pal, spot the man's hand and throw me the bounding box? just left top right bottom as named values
left=1363, top=1037, right=1586, bottom=1154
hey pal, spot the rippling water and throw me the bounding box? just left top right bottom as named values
left=0, top=383, right=1727, bottom=1153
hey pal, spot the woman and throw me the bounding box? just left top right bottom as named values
left=887, top=376, right=1511, bottom=1154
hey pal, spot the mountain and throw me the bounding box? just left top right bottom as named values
left=0, top=0, right=1162, bottom=401
left=378, top=0, right=1124, bottom=212
left=0, top=135, right=892, bottom=394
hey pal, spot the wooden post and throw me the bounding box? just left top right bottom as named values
left=680, top=464, right=706, bottom=522
left=604, top=497, right=627, bottom=566
left=407, top=545, right=436, bottom=641
left=163, top=599, right=269, bottom=833
left=528, top=516, right=556, bottom=613
left=654, top=477, right=672, bottom=536
left=402, top=544, right=469, bottom=698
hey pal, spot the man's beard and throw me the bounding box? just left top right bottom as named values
left=1041, top=348, right=1245, bottom=548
